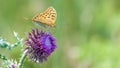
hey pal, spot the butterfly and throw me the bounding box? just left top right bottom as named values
left=32, top=7, right=57, bottom=27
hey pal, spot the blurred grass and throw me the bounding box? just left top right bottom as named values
left=0, top=0, right=120, bottom=68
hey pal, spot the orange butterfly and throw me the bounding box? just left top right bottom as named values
left=32, top=7, right=57, bottom=27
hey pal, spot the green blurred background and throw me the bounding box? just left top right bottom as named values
left=0, top=0, right=120, bottom=68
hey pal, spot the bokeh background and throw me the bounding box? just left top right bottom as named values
left=0, top=0, right=120, bottom=68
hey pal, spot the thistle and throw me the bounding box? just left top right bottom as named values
left=25, top=28, right=57, bottom=63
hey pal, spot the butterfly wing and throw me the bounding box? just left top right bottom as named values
left=32, top=7, right=57, bottom=27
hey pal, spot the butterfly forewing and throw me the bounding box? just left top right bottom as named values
left=32, top=7, right=57, bottom=27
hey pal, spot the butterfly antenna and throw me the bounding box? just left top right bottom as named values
left=23, top=17, right=32, bottom=21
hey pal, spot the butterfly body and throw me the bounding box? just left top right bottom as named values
left=32, top=7, right=57, bottom=27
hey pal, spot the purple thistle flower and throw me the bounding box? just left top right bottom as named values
left=25, top=28, right=57, bottom=63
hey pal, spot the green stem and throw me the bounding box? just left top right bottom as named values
left=18, top=50, right=28, bottom=68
